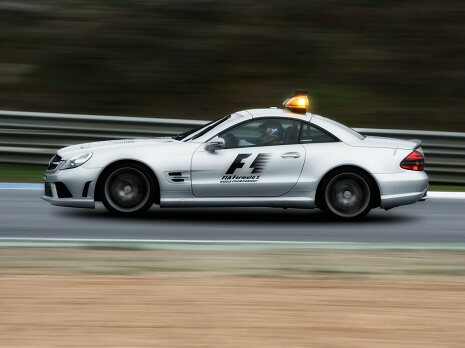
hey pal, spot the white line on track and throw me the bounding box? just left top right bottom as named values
left=0, top=237, right=346, bottom=244
left=0, top=183, right=42, bottom=190
left=1, top=238, right=465, bottom=250
left=426, top=192, right=465, bottom=199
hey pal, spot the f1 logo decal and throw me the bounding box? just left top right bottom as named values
left=226, top=154, right=252, bottom=174
left=226, top=153, right=272, bottom=175
left=250, top=153, right=272, bottom=174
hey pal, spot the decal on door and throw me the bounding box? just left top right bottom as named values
left=221, top=153, right=272, bottom=183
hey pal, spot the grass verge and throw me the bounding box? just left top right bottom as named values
left=1, top=247, right=465, bottom=279
left=0, top=163, right=45, bottom=182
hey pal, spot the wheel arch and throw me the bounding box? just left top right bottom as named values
left=94, top=159, right=161, bottom=204
left=315, top=165, right=381, bottom=209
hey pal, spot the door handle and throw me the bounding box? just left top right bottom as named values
left=281, top=152, right=301, bottom=159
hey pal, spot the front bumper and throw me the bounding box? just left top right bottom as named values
left=41, top=195, right=95, bottom=208
left=42, top=165, right=100, bottom=209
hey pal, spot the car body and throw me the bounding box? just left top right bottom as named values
left=42, top=106, right=428, bottom=219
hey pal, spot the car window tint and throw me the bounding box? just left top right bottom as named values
left=300, top=123, right=337, bottom=143
left=219, top=118, right=301, bottom=149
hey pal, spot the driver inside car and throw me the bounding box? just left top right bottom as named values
left=223, top=120, right=286, bottom=148
left=256, top=120, right=284, bottom=146
left=236, top=120, right=284, bottom=147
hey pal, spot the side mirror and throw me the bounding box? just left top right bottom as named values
left=205, top=136, right=225, bottom=152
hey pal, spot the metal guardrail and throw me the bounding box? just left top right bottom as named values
left=1, top=110, right=464, bottom=185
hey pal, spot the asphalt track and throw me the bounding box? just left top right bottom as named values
left=0, top=188, right=464, bottom=244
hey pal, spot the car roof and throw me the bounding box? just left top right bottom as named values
left=244, top=108, right=312, bottom=122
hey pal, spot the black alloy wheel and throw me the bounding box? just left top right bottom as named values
left=101, top=164, right=155, bottom=215
left=322, top=171, right=372, bottom=219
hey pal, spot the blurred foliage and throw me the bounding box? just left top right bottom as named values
left=0, top=0, right=464, bottom=130
left=0, top=164, right=45, bottom=182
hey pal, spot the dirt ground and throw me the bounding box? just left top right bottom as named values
left=1, top=275, right=465, bottom=347
left=1, top=248, right=465, bottom=347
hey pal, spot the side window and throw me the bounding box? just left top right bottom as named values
left=218, top=118, right=301, bottom=149
left=300, top=123, right=338, bottom=144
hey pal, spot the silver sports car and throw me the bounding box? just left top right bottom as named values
left=42, top=92, right=428, bottom=219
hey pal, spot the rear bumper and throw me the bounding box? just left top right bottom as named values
left=375, top=171, right=428, bottom=210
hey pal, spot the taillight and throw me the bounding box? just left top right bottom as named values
left=400, top=151, right=425, bottom=171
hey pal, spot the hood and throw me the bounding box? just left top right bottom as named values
left=349, top=136, right=420, bottom=150
left=57, top=137, right=174, bottom=158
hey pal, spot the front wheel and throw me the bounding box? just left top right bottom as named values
left=100, top=164, right=155, bottom=215
left=321, top=171, right=372, bottom=220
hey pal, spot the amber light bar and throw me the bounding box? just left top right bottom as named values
left=282, top=90, right=310, bottom=114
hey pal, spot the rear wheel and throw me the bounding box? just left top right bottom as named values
left=101, top=164, right=155, bottom=215
left=321, top=170, right=372, bottom=220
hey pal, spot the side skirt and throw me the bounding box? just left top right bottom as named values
left=160, top=196, right=314, bottom=209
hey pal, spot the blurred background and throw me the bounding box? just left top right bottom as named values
left=1, top=0, right=464, bottom=131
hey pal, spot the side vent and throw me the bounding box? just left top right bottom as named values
left=166, top=171, right=190, bottom=183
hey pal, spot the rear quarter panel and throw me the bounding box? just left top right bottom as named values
left=295, top=142, right=412, bottom=196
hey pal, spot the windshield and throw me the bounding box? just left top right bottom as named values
left=172, top=125, right=205, bottom=141
left=173, top=115, right=231, bottom=141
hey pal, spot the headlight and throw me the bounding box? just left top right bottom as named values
left=61, top=153, right=93, bottom=170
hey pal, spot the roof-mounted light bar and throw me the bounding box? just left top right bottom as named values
left=282, top=90, right=310, bottom=114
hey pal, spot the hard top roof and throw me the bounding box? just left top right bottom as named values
left=242, top=108, right=312, bottom=122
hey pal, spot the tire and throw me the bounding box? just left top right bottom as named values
left=320, top=170, right=373, bottom=220
left=100, top=163, right=155, bottom=215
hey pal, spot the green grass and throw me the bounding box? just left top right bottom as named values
left=0, top=164, right=45, bottom=183
left=2, top=248, right=465, bottom=279
left=428, top=184, right=465, bottom=192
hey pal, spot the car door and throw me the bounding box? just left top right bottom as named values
left=191, top=118, right=305, bottom=197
